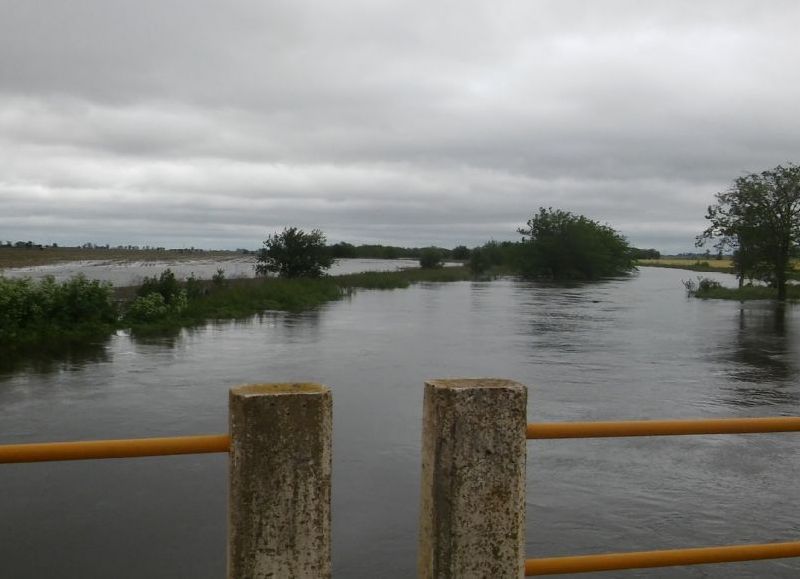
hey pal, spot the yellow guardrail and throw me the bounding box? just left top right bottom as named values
left=0, top=434, right=230, bottom=463
left=527, top=416, right=800, bottom=439
left=525, top=540, right=800, bottom=575
left=3, top=414, right=799, bottom=574
left=525, top=415, right=800, bottom=574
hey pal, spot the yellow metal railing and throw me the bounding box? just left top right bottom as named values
left=524, top=416, right=800, bottom=575
left=3, top=415, right=799, bottom=574
left=525, top=541, right=800, bottom=575
left=0, top=434, right=229, bottom=464
left=527, top=416, right=800, bottom=439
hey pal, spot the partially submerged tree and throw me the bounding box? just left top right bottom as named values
left=697, top=164, right=800, bottom=300
left=516, top=208, right=633, bottom=279
left=419, top=247, right=444, bottom=269
left=256, top=227, right=333, bottom=278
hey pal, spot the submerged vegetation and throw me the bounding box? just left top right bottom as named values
left=0, top=266, right=475, bottom=347
left=516, top=207, right=634, bottom=279
left=0, top=275, right=117, bottom=346
left=683, top=276, right=800, bottom=301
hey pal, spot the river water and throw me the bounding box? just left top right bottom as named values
left=1, top=267, right=799, bottom=578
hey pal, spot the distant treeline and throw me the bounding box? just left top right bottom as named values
left=2, top=238, right=661, bottom=265
left=0, top=241, right=249, bottom=253
left=329, top=240, right=659, bottom=267
left=326, top=242, right=470, bottom=260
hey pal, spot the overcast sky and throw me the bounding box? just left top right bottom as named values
left=1, top=1, right=798, bottom=252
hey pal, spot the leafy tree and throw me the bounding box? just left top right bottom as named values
left=516, top=207, right=633, bottom=279
left=697, top=164, right=800, bottom=299
left=256, top=227, right=333, bottom=278
left=419, top=247, right=444, bottom=269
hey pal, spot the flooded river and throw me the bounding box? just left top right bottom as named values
left=1, top=267, right=799, bottom=577
left=0, top=257, right=426, bottom=286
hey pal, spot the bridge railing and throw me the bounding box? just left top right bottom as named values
left=3, top=378, right=800, bottom=578
left=0, top=382, right=332, bottom=579
left=418, top=378, right=800, bottom=578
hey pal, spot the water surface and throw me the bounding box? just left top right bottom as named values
left=0, top=257, right=426, bottom=286
left=1, top=267, right=799, bottom=578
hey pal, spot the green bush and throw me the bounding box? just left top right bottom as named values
left=0, top=275, right=116, bottom=343
left=137, top=268, right=183, bottom=305
left=125, top=289, right=188, bottom=323
left=419, top=247, right=444, bottom=269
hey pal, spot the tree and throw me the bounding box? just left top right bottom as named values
left=516, top=207, right=633, bottom=279
left=451, top=245, right=471, bottom=260
left=697, top=164, right=800, bottom=300
left=468, top=247, right=491, bottom=275
left=419, top=247, right=444, bottom=269
left=256, top=227, right=333, bottom=278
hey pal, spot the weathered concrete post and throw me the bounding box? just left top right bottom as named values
left=418, top=378, right=527, bottom=579
left=228, top=383, right=332, bottom=579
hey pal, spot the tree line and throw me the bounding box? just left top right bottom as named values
left=258, top=209, right=642, bottom=280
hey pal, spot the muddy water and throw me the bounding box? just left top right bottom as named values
left=0, top=257, right=427, bottom=286
left=1, top=267, right=799, bottom=578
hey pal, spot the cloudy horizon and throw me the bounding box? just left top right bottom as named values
left=2, top=0, right=798, bottom=253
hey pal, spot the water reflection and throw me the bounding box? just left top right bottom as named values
left=719, top=303, right=799, bottom=406
left=0, top=337, right=111, bottom=377
left=127, top=326, right=185, bottom=350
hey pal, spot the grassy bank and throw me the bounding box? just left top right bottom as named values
left=1, top=266, right=475, bottom=347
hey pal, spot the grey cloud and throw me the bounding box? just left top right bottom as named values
left=1, top=0, right=800, bottom=252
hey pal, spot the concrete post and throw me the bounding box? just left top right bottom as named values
left=228, top=383, right=332, bottom=579
left=418, top=379, right=527, bottom=579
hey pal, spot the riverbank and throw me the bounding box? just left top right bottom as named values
left=1, top=266, right=477, bottom=348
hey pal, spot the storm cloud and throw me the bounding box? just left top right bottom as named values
left=1, top=0, right=798, bottom=251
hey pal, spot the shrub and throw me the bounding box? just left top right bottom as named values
left=0, top=274, right=115, bottom=342
left=212, top=268, right=227, bottom=287
left=137, top=268, right=184, bottom=305
left=419, top=247, right=444, bottom=269
left=125, top=289, right=188, bottom=322
left=684, top=276, right=723, bottom=296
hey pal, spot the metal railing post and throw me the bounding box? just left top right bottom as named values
left=227, top=383, right=332, bottom=579
left=418, top=378, right=528, bottom=578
